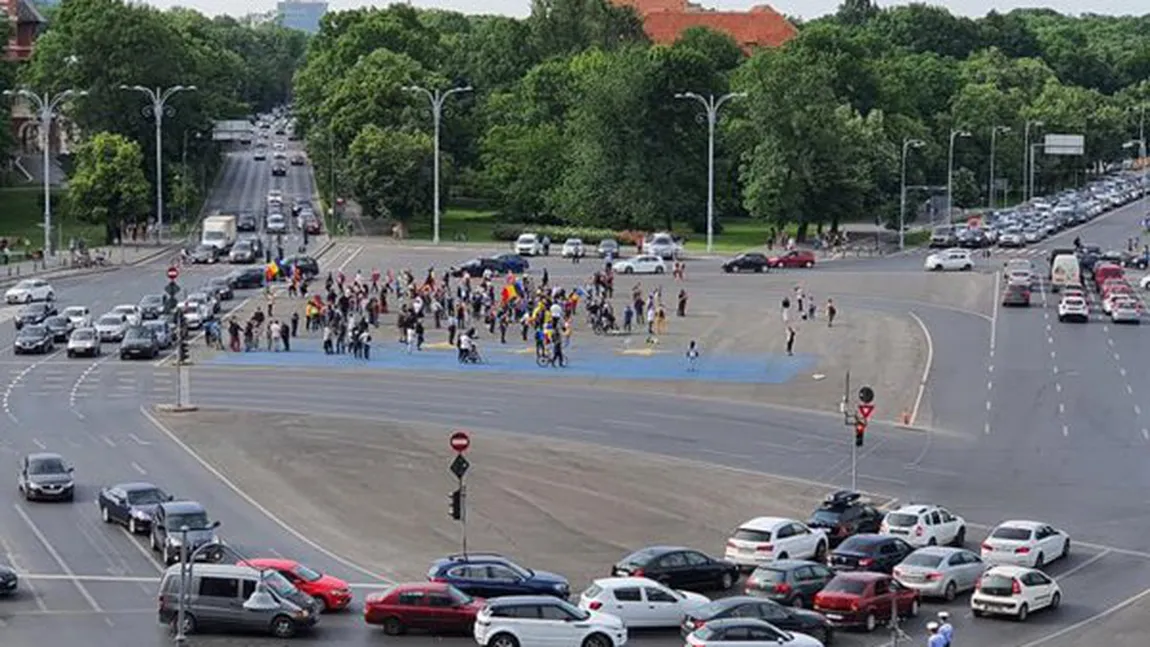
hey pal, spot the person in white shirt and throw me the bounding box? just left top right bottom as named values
left=458, top=330, right=473, bottom=362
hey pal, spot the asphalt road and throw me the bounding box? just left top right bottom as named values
left=0, top=148, right=1147, bottom=647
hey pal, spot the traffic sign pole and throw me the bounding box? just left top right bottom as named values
left=448, top=431, right=471, bottom=558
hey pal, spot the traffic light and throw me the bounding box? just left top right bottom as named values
left=855, top=421, right=866, bottom=447
left=449, top=488, right=463, bottom=521
left=177, top=339, right=189, bottom=364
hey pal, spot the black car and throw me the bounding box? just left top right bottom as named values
left=744, top=559, right=836, bottom=608
left=189, top=244, right=219, bottom=264
left=227, top=267, right=266, bottom=289
left=271, top=163, right=287, bottom=176
left=150, top=500, right=221, bottom=564
left=281, top=254, right=319, bottom=279
left=119, top=326, right=159, bottom=360
left=807, top=491, right=883, bottom=547
left=98, top=482, right=173, bottom=534
left=0, top=563, right=16, bottom=596
left=205, top=277, right=235, bottom=301
left=138, top=294, right=167, bottom=320
left=43, top=315, right=74, bottom=342
left=303, top=216, right=323, bottom=235
left=14, top=324, right=54, bottom=354
left=685, top=618, right=800, bottom=646
left=451, top=255, right=526, bottom=278
left=828, top=534, right=914, bottom=574
left=493, top=253, right=529, bottom=273
left=612, top=546, right=738, bottom=593
left=722, top=253, right=770, bottom=273
left=236, top=212, right=258, bottom=232
left=682, top=595, right=834, bottom=645
left=14, top=302, right=55, bottom=330
left=17, top=452, right=74, bottom=501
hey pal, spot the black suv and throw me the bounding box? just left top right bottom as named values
left=149, top=500, right=220, bottom=565
left=119, top=326, right=159, bottom=360
left=806, top=491, right=882, bottom=547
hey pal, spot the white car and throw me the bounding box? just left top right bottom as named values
left=578, top=577, right=708, bottom=628
left=66, top=327, right=101, bottom=358
left=1006, top=269, right=1034, bottom=287
left=267, top=189, right=283, bottom=203
left=924, top=249, right=973, bottom=272
left=685, top=619, right=824, bottom=647
left=980, top=520, right=1070, bottom=568
left=515, top=233, right=543, bottom=256
left=561, top=238, right=585, bottom=258
left=1139, top=274, right=1150, bottom=290
left=61, top=305, right=92, bottom=327
left=971, top=566, right=1061, bottom=621
left=178, top=302, right=205, bottom=329
left=1111, top=298, right=1141, bottom=324
left=724, top=517, right=828, bottom=567
left=1101, top=292, right=1135, bottom=314
left=110, top=304, right=142, bottom=326
left=613, top=255, right=666, bottom=275
left=5, top=279, right=54, bottom=304
left=1057, top=296, right=1089, bottom=323
left=998, top=230, right=1023, bottom=247
left=266, top=213, right=287, bottom=233
left=476, top=595, right=627, bottom=647
left=94, top=314, right=129, bottom=342
left=879, top=504, right=966, bottom=548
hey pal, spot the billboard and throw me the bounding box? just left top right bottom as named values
left=1044, top=134, right=1085, bottom=156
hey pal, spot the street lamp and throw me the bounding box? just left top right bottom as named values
left=1022, top=120, right=1044, bottom=201
left=946, top=129, right=971, bottom=225
left=1124, top=139, right=1147, bottom=200
left=173, top=520, right=221, bottom=645
left=899, top=138, right=926, bottom=250
left=674, top=91, right=747, bottom=253
left=403, top=84, right=473, bottom=245
left=2, top=87, right=88, bottom=256
left=119, top=84, right=197, bottom=243
left=988, top=125, right=1011, bottom=209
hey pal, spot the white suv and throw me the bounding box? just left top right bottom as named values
left=724, top=517, right=828, bottom=567
left=475, top=595, right=627, bottom=647
left=880, top=504, right=966, bottom=548
left=515, top=233, right=543, bottom=256
left=924, top=249, right=973, bottom=272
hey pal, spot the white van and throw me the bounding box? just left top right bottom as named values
left=1050, top=254, right=1081, bottom=293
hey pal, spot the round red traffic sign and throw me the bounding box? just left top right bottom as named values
left=449, top=431, right=470, bottom=452
left=167, top=266, right=180, bottom=281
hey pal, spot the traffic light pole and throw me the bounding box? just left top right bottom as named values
left=459, top=479, right=468, bottom=558
left=842, top=372, right=857, bottom=491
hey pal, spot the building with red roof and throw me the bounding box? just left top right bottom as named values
left=614, top=0, right=798, bottom=51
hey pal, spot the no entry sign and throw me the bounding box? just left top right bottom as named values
left=167, top=266, right=180, bottom=281
left=449, top=431, right=470, bottom=453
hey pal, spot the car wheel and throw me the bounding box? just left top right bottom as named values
left=927, top=537, right=937, bottom=546
left=719, top=571, right=734, bottom=590
left=863, top=612, right=877, bottom=632
left=789, top=595, right=804, bottom=609
left=755, top=266, right=764, bottom=273
left=150, top=533, right=158, bottom=550
left=907, top=598, right=919, bottom=617
left=724, top=267, right=732, bottom=273
left=1035, top=552, right=1045, bottom=569
left=129, top=517, right=139, bottom=534
left=583, top=633, right=612, bottom=647
left=624, top=267, right=634, bottom=274
left=805, top=261, right=814, bottom=268
left=813, top=626, right=831, bottom=645
left=490, top=632, right=520, bottom=647
left=932, top=264, right=943, bottom=271
left=972, top=608, right=984, bottom=618
left=24, top=294, right=31, bottom=303
left=270, top=615, right=296, bottom=638
left=47, top=292, right=54, bottom=301
left=101, top=505, right=111, bottom=523
left=171, top=612, right=196, bottom=635
left=943, top=581, right=957, bottom=602
left=1050, top=591, right=1061, bottom=610
left=963, top=264, right=972, bottom=271
left=1017, top=603, right=1029, bottom=621
left=382, top=616, right=404, bottom=635
left=815, top=541, right=827, bottom=562
left=162, top=544, right=173, bottom=564
left=312, top=594, right=328, bottom=612
left=655, top=266, right=665, bottom=274
left=953, top=527, right=966, bottom=547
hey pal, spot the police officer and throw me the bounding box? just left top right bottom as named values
left=926, top=621, right=946, bottom=647
left=937, top=611, right=953, bottom=646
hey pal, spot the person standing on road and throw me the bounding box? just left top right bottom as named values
left=785, top=325, right=796, bottom=356
left=280, top=319, right=290, bottom=352
left=781, top=296, right=791, bottom=324
left=686, top=340, right=699, bottom=372
left=677, top=289, right=688, bottom=317
left=826, top=298, right=837, bottom=328
left=937, top=611, right=953, bottom=646
left=926, top=621, right=946, bottom=647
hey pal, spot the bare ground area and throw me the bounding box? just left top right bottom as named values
left=154, top=410, right=891, bottom=587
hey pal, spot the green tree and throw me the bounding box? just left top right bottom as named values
left=66, top=132, right=150, bottom=227
left=528, top=0, right=647, bottom=59
left=347, top=125, right=434, bottom=221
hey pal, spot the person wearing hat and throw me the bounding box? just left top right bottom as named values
left=926, top=621, right=946, bottom=647
left=937, top=611, right=953, bottom=646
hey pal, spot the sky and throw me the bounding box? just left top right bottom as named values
left=140, top=0, right=1150, bottom=21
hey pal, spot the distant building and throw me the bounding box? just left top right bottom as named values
left=612, top=0, right=797, bottom=52
left=5, top=0, right=46, bottom=62
left=276, top=0, right=326, bottom=34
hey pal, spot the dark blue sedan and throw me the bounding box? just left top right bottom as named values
left=427, top=553, right=569, bottom=599
left=493, top=254, right=530, bottom=273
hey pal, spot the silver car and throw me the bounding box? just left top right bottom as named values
left=892, top=546, right=984, bottom=601
left=143, top=320, right=173, bottom=349
left=95, top=314, right=129, bottom=342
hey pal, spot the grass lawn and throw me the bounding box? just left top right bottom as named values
left=0, top=186, right=105, bottom=252
left=406, top=208, right=500, bottom=242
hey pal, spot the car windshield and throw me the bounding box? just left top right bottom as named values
left=128, top=488, right=166, bottom=505
left=837, top=537, right=878, bottom=553
left=168, top=512, right=210, bottom=530
left=447, top=584, right=473, bottom=604
left=979, top=574, right=1015, bottom=595
left=99, top=316, right=123, bottom=326
left=901, top=552, right=945, bottom=568
left=810, top=509, right=843, bottom=524
left=262, top=570, right=298, bottom=598
left=991, top=527, right=1032, bottom=541
left=113, top=306, right=135, bottom=314
left=14, top=280, right=37, bottom=289
left=293, top=564, right=322, bottom=582
left=517, top=235, right=535, bottom=243
left=750, top=567, right=786, bottom=583
left=46, top=316, right=68, bottom=326
left=19, top=325, right=46, bottom=337
left=822, top=578, right=867, bottom=595
left=71, top=329, right=95, bottom=340
left=234, top=241, right=252, bottom=251
left=124, top=329, right=151, bottom=341
left=141, top=295, right=163, bottom=304
left=202, top=232, right=224, bottom=241
left=885, top=513, right=918, bottom=527
left=29, top=458, right=66, bottom=474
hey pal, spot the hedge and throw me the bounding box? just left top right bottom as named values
left=491, top=224, right=655, bottom=246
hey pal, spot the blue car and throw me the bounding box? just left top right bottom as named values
left=427, top=552, right=570, bottom=599
left=493, top=254, right=529, bottom=273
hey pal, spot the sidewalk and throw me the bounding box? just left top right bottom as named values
left=0, top=242, right=179, bottom=287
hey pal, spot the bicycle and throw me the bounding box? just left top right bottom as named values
left=536, top=348, right=567, bottom=368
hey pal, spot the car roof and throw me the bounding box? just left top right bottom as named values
left=701, top=617, right=775, bottom=629
left=908, top=546, right=968, bottom=558
left=590, top=576, right=660, bottom=589
left=983, top=565, right=1034, bottom=577
left=242, top=557, right=297, bottom=570
left=160, top=500, right=206, bottom=514
left=996, top=520, right=1044, bottom=530
left=738, top=517, right=792, bottom=531
left=751, top=559, right=818, bottom=572
left=111, top=481, right=159, bottom=492
left=890, top=504, right=936, bottom=515
left=435, top=552, right=515, bottom=567
left=485, top=595, right=565, bottom=607
left=26, top=452, right=64, bottom=461
left=625, top=545, right=689, bottom=559
left=165, top=562, right=259, bottom=578
left=839, top=533, right=889, bottom=546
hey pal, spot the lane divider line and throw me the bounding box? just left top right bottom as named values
left=12, top=503, right=103, bottom=612
left=906, top=310, right=932, bottom=428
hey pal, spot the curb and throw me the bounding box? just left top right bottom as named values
left=155, top=404, right=200, bottom=413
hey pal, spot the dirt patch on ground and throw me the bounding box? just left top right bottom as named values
left=154, top=410, right=877, bottom=587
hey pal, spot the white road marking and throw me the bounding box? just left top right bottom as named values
left=130, top=461, right=147, bottom=475
left=31, top=438, right=46, bottom=449
left=1143, top=429, right=1149, bottom=441
left=603, top=418, right=655, bottom=429
left=985, top=400, right=992, bottom=411
left=13, top=504, right=102, bottom=612
left=1114, top=352, right=1121, bottom=361
left=987, top=381, right=992, bottom=391
left=984, top=422, right=991, bottom=435
left=101, top=435, right=116, bottom=447
left=1056, top=383, right=1062, bottom=393
left=1120, top=367, right=1127, bottom=377
left=1108, top=338, right=1115, bottom=346
left=140, top=406, right=393, bottom=583
left=128, top=433, right=151, bottom=446
left=1053, top=365, right=1059, bottom=374
left=1047, top=336, right=1054, bottom=344
left=1059, top=549, right=1112, bottom=580
left=1016, top=586, right=1150, bottom=647
left=990, top=270, right=1000, bottom=351
left=1127, top=384, right=1134, bottom=395
left=0, top=533, right=48, bottom=612
left=1062, top=425, right=1069, bottom=437
left=1103, top=324, right=1110, bottom=332
left=987, top=364, right=994, bottom=373
left=119, top=529, right=163, bottom=573
left=907, top=310, right=932, bottom=427
left=1136, top=405, right=1143, bottom=416
left=1058, top=403, right=1065, bottom=414
left=336, top=245, right=364, bottom=272
left=1050, top=350, right=1056, bottom=359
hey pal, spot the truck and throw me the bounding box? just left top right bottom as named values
left=201, top=215, right=237, bottom=251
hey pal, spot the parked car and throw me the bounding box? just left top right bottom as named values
left=364, top=581, right=484, bottom=635
left=427, top=553, right=570, bottom=599
left=724, top=517, right=829, bottom=569
left=744, top=560, right=836, bottom=609
left=806, top=491, right=883, bottom=547
left=578, top=577, right=709, bottom=628
left=684, top=618, right=826, bottom=647
left=611, top=546, right=738, bottom=592
left=828, top=534, right=915, bottom=574
left=971, top=566, right=1061, bottom=621
left=878, top=504, right=966, bottom=548
left=893, top=547, right=984, bottom=601
left=561, top=238, right=585, bottom=258
left=813, top=572, right=919, bottom=632
left=597, top=239, right=621, bottom=258
left=474, top=595, right=626, bottom=647
left=515, top=233, right=543, bottom=256
left=682, top=596, right=834, bottom=645
left=644, top=232, right=681, bottom=259
left=979, top=520, right=1070, bottom=569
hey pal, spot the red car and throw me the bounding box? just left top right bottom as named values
left=813, top=572, right=919, bottom=632
left=364, top=581, right=485, bottom=635
left=768, top=250, right=816, bottom=268
left=240, top=558, right=351, bottom=611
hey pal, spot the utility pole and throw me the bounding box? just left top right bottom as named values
left=900, top=138, right=925, bottom=250
left=946, top=129, right=971, bottom=225
left=674, top=91, right=747, bottom=253
left=988, top=125, right=1011, bottom=209
left=1022, top=120, right=1044, bottom=202
left=1030, top=143, right=1043, bottom=202
left=403, top=84, right=473, bottom=245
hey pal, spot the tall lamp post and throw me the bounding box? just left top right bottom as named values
left=2, top=88, right=88, bottom=256
left=1022, top=120, right=1044, bottom=202
left=946, top=129, right=971, bottom=226
left=173, top=521, right=221, bottom=645
left=120, top=84, right=196, bottom=243
left=899, top=138, right=925, bottom=250
left=402, top=84, right=473, bottom=245
left=988, top=125, right=1011, bottom=209
left=674, top=91, right=747, bottom=253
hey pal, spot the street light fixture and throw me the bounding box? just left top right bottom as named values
left=403, top=84, right=473, bottom=245
left=173, top=520, right=221, bottom=645
left=2, top=87, right=88, bottom=256
left=946, top=129, right=971, bottom=226
left=899, top=138, right=926, bottom=250
left=674, top=91, right=747, bottom=253
left=1022, top=120, right=1044, bottom=201
left=119, top=84, right=197, bottom=243
left=988, top=125, right=1011, bottom=209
